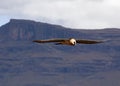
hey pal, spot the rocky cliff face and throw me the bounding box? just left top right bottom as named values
left=0, top=19, right=37, bottom=41
left=0, top=19, right=91, bottom=41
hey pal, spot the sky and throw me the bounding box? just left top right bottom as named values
left=0, top=0, right=120, bottom=29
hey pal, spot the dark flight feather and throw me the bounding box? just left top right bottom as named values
left=76, top=39, right=103, bottom=44
left=33, top=39, right=66, bottom=43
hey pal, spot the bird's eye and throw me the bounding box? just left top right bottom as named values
left=74, top=42, right=76, bottom=44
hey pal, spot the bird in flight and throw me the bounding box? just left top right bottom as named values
left=33, top=38, right=105, bottom=46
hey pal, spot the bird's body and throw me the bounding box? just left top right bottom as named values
left=54, top=38, right=76, bottom=46
left=33, top=38, right=104, bottom=46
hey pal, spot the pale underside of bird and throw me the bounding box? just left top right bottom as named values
left=33, top=38, right=105, bottom=46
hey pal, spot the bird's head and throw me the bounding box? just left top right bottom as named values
left=69, top=38, right=76, bottom=46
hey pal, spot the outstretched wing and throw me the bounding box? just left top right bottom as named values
left=33, top=39, right=66, bottom=43
left=76, top=39, right=104, bottom=44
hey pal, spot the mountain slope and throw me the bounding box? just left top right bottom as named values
left=0, top=19, right=120, bottom=86
left=0, top=19, right=120, bottom=55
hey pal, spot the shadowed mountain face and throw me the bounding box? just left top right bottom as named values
left=0, top=19, right=86, bottom=41
left=0, top=19, right=120, bottom=86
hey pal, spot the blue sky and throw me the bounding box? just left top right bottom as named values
left=0, top=0, right=120, bottom=29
